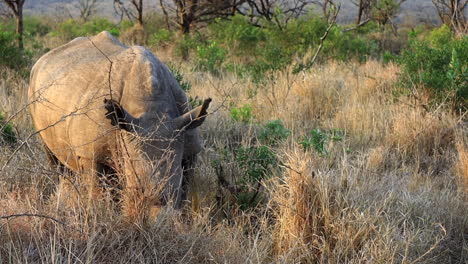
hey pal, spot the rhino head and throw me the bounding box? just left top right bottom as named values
left=103, top=97, right=211, bottom=208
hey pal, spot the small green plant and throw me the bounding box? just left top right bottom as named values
left=259, top=120, right=291, bottom=145
left=236, top=145, right=277, bottom=183
left=0, top=111, right=16, bottom=144
left=168, top=64, right=192, bottom=92
left=299, top=128, right=344, bottom=155
left=230, top=104, right=253, bottom=123
left=235, top=145, right=278, bottom=209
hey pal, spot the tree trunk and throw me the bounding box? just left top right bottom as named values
left=137, top=0, right=143, bottom=26
left=16, top=4, right=23, bottom=50
left=356, top=0, right=363, bottom=25
left=180, top=15, right=191, bottom=34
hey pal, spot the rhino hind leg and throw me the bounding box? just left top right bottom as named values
left=43, top=145, right=68, bottom=174
left=96, top=162, right=123, bottom=206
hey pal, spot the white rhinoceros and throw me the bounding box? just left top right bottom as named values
left=28, top=31, right=210, bottom=214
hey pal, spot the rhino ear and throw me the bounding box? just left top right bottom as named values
left=104, top=98, right=136, bottom=132
left=173, top=98, right=211, bottom=130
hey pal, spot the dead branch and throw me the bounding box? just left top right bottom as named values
left=1, top=213, right=66, bottom=226
left=293, top=2, right=340, bottom=73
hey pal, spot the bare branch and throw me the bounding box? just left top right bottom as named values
left=293, top=2, right=340, bottom=73
left=1, top=213, right=66, bottom=226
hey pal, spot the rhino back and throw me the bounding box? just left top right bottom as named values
left=29, top=31, right=202, bottom=170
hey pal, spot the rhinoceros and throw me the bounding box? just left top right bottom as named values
left=28, top=31, right=210, bottom=215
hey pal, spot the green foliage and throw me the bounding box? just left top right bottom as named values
left=0, top=31, right=31, bottom=71
left=207, top=15, right=378, bottom=81
left=371, top=0, right=401, bottom=26
left=230, top=104, right=253, bottom=123
left=299, top=128, right=344, bottom=155
left=235, top=145, right=278, bottom=209
left=259, top=120, right=291, bottom=145
left=51, top=18, right=120, bottom=41
left=173, top=35, right=199, bottom=60
left=399, top=25, right=467, bottom=109
left=195, top=41, right=227, bottom=75
left=167, top=63, right=203, bottom=108
left=148, top=28, right=174, bottom=47
left=24, top=17, right=51, bottom=37
left=209, top=15, right=266, bottom=56
left=0, top=111, right=16, bottom=144
left=236, top=146, right=277, bottom=184
left=168, top=63, right=192, bottom=92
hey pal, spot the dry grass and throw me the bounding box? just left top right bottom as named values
left=1, top=52, right=467, bottom=263
left=455, top=137, right=468, bottom=194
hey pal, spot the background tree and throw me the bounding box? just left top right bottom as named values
left=370, top=0, right=406, bottom=28
left=114, top=0, right=143, bottom=26
left=311, top=0, right=339, bottom=23
left=432, top=0, right=467, bottom=34
left=77, top=0, right=99, bottom=22
left=240, top=0, right=313, bottom=29
left=1, top=0, right=25, bottom=49
left=160, top=0, right=245, bottom=34
left=351, top=0, right=372, bottom=26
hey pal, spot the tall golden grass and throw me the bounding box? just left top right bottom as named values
left=0, top=52, right=467, bottom=263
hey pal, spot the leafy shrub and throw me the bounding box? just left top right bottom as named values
left=299, top=128, right=344, bottom=155
left=173, top=35, right=199, bottom=60
left=0, top=111, right=16, bottom=144
left=259, top=120, right=291, bottom=145
left=0, top=31, right=31, bottom=71
left=236, top=146, right=277, bottom=184
left=24, top=17, right=51, bottom=37
left=235, top=145, right=278, bottom=209
left=167, top=64, right=202, bottom=107
left=82, top=18, right=120, bottom=36
left=51, top=18, right=120, bottom=41
left=168, top=63, right=192, bottom=92
left=230, top=104, right=253, bottom=123
left=399, top=25, right=467, bottom=109
left=148, top=28, right=174, bottom=47
left=209, top=15, right=265, bottom=56
left=195, top=41, right=227, bottom=75
left=208, top=15, right=378, bottom=81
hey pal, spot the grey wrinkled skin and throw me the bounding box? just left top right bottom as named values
left=28, top=31, right=210, bottom=208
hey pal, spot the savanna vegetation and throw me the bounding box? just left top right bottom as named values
left=0, top=0, right=467, bottom=263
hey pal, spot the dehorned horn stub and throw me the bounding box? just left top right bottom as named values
left=173, top=98, right=212, bottom=130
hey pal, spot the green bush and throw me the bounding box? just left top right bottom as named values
left=299, top=128, right=344, bottom=155
left=0, top=31, right=31, bottom=71
left=24, top=17, right=51, bottom=37
left=148, top=28, right=174, bottom=47
left=194, top=41, right=227, bottom=75
left=209, top=15, right=265, bottom=56
left=399, top=25, right=467, bottom=109
left=51, top=18, right=120, bottom=41
left=208, top=15, right=378, bottom=81
left=230, top=104, right=253, bottom=123
left=0, top=111, right=16, bottom=144
left=235, top=145, right=278, bottom=209
left=173, top=35, right=200, bottom=60
left=168, top=63, right=192, bottom=92
left=259, top=120, right=291, bottom=145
